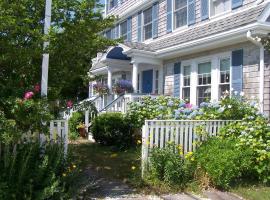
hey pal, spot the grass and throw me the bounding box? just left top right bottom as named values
left=232, top=185, right=270, bottom=200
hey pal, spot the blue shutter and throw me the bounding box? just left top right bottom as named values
left=174, top=62, right=181, bottom=97
left=201, top=0, right=209, bottom=20
left=137, top=11, right=142, bottom=42
left=166, top=0, right=173, bottom=33
left=232, top=0, right=243, bottom=9
left=127, top=17, right=132, bottom=42
left=188, top=0, right=196, bottom=25
left=152, top=2, right=159, bottom=39
left=231, top=49, right=243, bottom=95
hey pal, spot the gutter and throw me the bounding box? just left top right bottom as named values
left=247, top=30, right=265, bottom=112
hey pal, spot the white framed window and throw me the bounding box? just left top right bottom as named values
left=120, top=21, right=128, bottom=41
left=174, top=0, right=187, bottom=29
left=219, top=57, right=230, bottom=97
left=143, top=7, right=153, bottom=40
left=182, top=65, right=191, bottom=102
left=197, top=62, right=211, bottom=105
left=210, top=0, right=231, bottom=17
left=109, top=0, right=118, bottom=10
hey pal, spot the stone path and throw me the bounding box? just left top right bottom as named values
left=77, top=167, right=243, bottom=200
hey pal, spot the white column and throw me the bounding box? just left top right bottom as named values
left=132, top=62, right=139, bottom=93
left=211, top=56, right=219, bottom=102
left=190, top=61, right=197, bottom=105
left=158, top=65, right=164, bottom=94
left=107, top=67, right=112, bottom=92
left=259, top=46, right=265, bottom=112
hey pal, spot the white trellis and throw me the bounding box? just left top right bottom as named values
left=141, top=120, right=237, bottom=177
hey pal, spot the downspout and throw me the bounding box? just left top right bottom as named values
left=247, top=30, right=265, bottom=112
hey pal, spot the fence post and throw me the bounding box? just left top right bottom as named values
left=85, top=110, right=89, bottom=133
left=141, top=123, right=149, bottom=178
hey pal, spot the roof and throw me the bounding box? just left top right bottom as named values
left=124, top=5, right=266, bottom=52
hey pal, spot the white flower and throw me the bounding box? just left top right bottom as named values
left=251, top=96, right=255, bottom=99
left=240, top=92, right=245, bottom=96
left=228, top=105, right=232, bottom=109
left=234, top=91, right=238, bottom=95
left=231, top=88, right=234, bottom=91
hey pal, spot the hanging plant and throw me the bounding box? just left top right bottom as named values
left=112, top=80, right=134, bottom=95
left=93, top=82, right=109, bottom=95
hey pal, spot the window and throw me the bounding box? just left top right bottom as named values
left=197, top=62, right=211, bottom=105
left=109, top=0, right=118, bottom=10
left=210, top=0, right=230, bottom=16
left=120, top=21, right=128, bottom=41
left=219, top=58, right=230, bottom=97
left=143, top=7, right=153, bottom=40
left=105, top=30, right=112, bottom=39
left=155, top=70, right=159, bottom=94
left=174, top=0, right=187, bottom=28
left=182, top=65, right=191, bottom=102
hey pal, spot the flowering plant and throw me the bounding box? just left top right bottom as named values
left=112, top=80, right=134, bottom=94
left=93, top=82, right=109, bottom=95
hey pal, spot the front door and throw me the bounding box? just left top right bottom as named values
left=142, top=70, right=153, bottom=93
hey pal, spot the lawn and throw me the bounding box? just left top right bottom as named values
left=232, top=185, right=270, bottom=200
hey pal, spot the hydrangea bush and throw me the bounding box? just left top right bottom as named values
left=126, top=94, right=262, bottom=128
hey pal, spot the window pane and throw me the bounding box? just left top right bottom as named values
left=198, top=62, right=211, bottom=74
left=144, top=24, right=152, bottom=40
left=182, top=88, right=190, bottom=102
left=144, top=8, right=152, bottom=24
left=183, top=66, right=191, bottom=76
left=175, top=8, right=187, bottom=28
left=212, top=0, right=230, bottom=16
left=175, top=0, right=187, bottom=10
left=197, top=86, right=211, bottom=105
left=184, top=77, right=190, bottom=86
left=220, top=58, right=230, bottom=71
left=219, top=84, right=230, bottom=97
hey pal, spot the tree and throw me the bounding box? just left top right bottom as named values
left=0, top=0, right=117, bottom=105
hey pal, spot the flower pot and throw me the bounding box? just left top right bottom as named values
left=78, top=127, right=87, bottom=138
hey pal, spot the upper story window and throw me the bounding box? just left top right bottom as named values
left=105, top=30, right=112, bottom=39
left=109, top=0, right=118, bottom=10
left=219, top=58, right=230, bottom=97
left=197, top=62, right=211, bottom=105
left=210, top=0, right=231, bottom=17
left=143, top=7, right=153, bottom=40
left=174, top=0, right=187, bottom=28
left=120, top=21, right=128, bottom=41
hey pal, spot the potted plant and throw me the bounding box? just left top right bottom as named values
left=112, top=80, right=134, bottom=95
left=76, top=122, right=87, bottom=138
left=93, top=82, right=109, bottom=95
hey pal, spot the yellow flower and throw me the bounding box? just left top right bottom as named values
left=137, top=140, right=142, bottom=144
left=131, top=166, right=136, bottom=170
left=110, top=153, right=118, bottom=158
left=62, top=173, right=66, bottom=177
left=73, top=165, right=76, bottom=168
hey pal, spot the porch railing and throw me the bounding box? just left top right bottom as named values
left=141, top=120, right=237, bottom=177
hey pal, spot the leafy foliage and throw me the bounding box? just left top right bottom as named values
left=68, top=112, right=84, bottom=140
left=91, top=112, right=133, bottom=149
left=194, top=138, right=256, bottom=189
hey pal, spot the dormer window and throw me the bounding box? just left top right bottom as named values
left=174, top=0, right=187, bottom=28
left=210, top=0, right=231, bottom=16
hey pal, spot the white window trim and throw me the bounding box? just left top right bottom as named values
left=181, top=64, right=191, bottom=100
left=172, top=0, right=189, bottom=32
left=142, top=6, right=153, bottom=41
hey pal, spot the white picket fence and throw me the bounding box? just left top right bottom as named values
left=40, top=120, right=68, bottom=155
left=141, top=120, right=237, bottom=177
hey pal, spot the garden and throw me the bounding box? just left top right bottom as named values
left=82, top=92, right=270, bottom=199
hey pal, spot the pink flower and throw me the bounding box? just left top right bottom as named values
left=67, top=100, right=73, bottom=108
left=34, top=83, right=40, bottom=92
left=185, top=103, right=193, bottom=109
left=24, top=91, right=34, bottom=100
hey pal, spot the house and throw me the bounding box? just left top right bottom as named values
left=90, top=0, right=270, bottom=116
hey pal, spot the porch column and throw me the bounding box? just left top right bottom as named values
left=132, top=62, right=138, bottom=93
left=211, top=56, right=219, bottom=102
left=107, top=67, right=112, bottom=92
left=158, top=65, right=164, bottom=94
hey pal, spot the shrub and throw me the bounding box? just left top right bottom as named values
left=0, top=142, right=76, bottom=199
left=68, top=112, right=84, bottom=140
left=194, top=138, right=256, bottom=189
left=91, top=112, right=133, bottom=149
left=149, top=143, right=193, bottom=187
left=219, top=116, right=270, bottom=183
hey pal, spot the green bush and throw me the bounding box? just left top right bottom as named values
left=194, top=138, right=256, bottom=189
left=0, top=142, right=76, bottom=200
left=149, top=143, right=193, bottom=187
left=219, top=116, right=270, bottom=183
left=68, top=112, right=84, bottom=140
left=91, top=112, right=133, bottom=149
